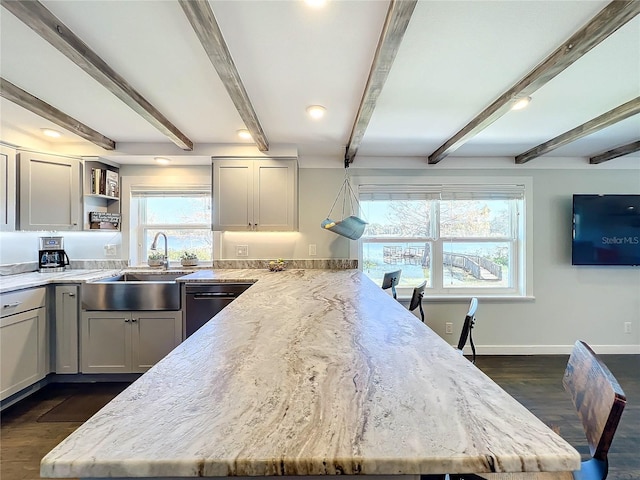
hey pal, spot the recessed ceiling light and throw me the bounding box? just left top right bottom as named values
left=305, top=0, right=327, bottom=8
left=154, top=157, right=171, bottom=165
left=306, top=105, right=326, bottom=119
left=237, top=129, right=252, bottom=140
left=41, top=128, right=62, bottom=138
left=511, top=96, right=532, bottom=111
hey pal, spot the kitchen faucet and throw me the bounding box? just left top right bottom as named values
left=150, top=232, right=169, bottom=269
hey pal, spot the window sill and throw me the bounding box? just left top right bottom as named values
left=395, top=294, right=535, bottom=303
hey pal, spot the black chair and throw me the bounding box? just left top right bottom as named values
left=381, top=269, right=401, bottom=299
left=456, top=297, right=478, bottom=363
left=409, top=280, right=427, bottom=322
left=478, top=340, right=626, bottom=480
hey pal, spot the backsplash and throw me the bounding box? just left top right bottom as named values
left=210, top=259, right=357, bottom=269
left=0, top=259, right=357, bottom=276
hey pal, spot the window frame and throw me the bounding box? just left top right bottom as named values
left=130, top=185, right=212, bottom=264
left=352, top=175, right=533, bottom=299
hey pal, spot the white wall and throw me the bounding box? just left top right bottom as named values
left=0, top=231, right=122, bottom=264
left=339, top=166, right=640, bottom=354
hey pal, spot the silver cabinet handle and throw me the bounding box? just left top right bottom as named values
left=68, top=293, right=76, bottom=297
left=125, top=319, right=131, bottom=323
left=131, top=318, right=138, bottom=323
left=3, top=302, right=21, bottom=308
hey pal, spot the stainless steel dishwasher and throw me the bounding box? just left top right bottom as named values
left=184, top=283, right=252, bottom=338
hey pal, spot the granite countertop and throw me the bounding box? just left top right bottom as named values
left=0, top=269, right=123, bottom=293
left=0, top=260, right=357, bottom=294
left=40, top=269, right=580, bottom=479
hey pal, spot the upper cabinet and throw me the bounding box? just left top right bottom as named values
left=82, top=158, right=120, bottom=231
left=0, top=145, right=17, bottom=232
left=17, top=151, right=81, bottom=231
left=212, top=158, right=298, bottom=231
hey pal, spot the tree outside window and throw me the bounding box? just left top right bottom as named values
left=360, top=186, right=523, bottom=296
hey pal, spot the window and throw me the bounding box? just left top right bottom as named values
left=131, top=186, right=212, bottom=262
left=358, top=182, right=528, bottom=297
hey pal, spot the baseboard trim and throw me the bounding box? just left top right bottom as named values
left=459, top=344, right=640, bottom=355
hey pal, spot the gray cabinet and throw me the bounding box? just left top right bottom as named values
left=81, top=311, right=182, bottom=373
left=0, top=287, right=47, bottom=400
left=54, top=285, right=79, bottom=374
left=17, top=151, right=81, bottom=231
left=212, top=158, right=297, bottom=231
left=0, top=145, right=17, bottom=232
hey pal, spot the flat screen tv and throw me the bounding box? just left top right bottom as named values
left=572, top=194, right=640, bottom=266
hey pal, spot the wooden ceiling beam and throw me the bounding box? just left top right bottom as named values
left=1, top=77, right=116, bottom=150
left=1, top=0, right=193, bottom=151
left=515, top=97, right=640, bottom=164
left=345, top=0, right=417, bottom=166
left=590, top=140, right=640, bottom=164
left=428, top=0, right=640, bottom=165
left=179, top=0, right=269, bottom=152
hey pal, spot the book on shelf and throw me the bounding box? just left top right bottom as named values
left=90, top=168, right=119, bottom=197
left=105, top=170, right=119, bottom=198
left=91, top=168, right=101, bottom=195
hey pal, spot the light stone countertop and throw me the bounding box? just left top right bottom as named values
left=39, top=269, right=580, bottom=479
left=0, top=269, right=123, bottom=293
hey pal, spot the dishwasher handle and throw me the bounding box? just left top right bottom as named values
left=191, top=292, right=238, bottom=299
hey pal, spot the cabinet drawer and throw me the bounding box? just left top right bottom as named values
left=0, top=287, right=46, bottom=318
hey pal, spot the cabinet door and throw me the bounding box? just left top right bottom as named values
left=253, top=159, right=297, bottom=231
left=81, top=311, right=131, bottom=373
left=212, top=158, right=298, bottom=231
left=212, top=159, right=253, bottom=231
left=18, top=151, right=80, bottom=230
left=0, top=308, right=46, bottom=400
left=131, top=311, right=182, bottom=373
left=0, top=145, right=17, bottom=232
left=55, top=285, right=79, bottom=374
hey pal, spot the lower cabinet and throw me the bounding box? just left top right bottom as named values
left=81, top=311, right=182, bottom=373
left=0, top=288, right=47, bottom=401
left=55, top=285, right=79, bottom=374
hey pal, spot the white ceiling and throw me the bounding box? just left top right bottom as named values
left=1, top=0, right=639, bottom=167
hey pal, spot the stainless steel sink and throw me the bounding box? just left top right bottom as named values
left=106, top=272, right=185, bottom=282
left=82, top=272, right=184, bottom=311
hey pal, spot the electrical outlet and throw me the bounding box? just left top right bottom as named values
left=309, top=244, right=317, bottom=256
left=236, top=245, right=248, bottom=257
left=104, top=244, right=117, bottom=257
left=624, top=322, right=632, bottom=334
left=445, top=322, right=453, bottom=334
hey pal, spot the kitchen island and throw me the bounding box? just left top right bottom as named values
left=41, top=269, right=580, bottom=479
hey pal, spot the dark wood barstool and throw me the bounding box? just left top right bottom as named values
left=381, top=269, right=401, bottom=299
left=474, top=340, right=627, bottom=480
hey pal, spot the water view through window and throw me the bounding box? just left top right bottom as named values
left=360, top=195, right=519, bottom=293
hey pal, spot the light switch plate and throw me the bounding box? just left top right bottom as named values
left=236, top=245, right=249, bottom=257
left=309, top=244, right=317, bottom=256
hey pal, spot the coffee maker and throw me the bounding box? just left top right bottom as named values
left=39, top=236, right=70, bottom=273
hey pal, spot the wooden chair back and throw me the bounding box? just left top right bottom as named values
left=562, top=340, right=626, bottom=461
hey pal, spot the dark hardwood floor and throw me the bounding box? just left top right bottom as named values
left=1, top=355, right=638, bottom=480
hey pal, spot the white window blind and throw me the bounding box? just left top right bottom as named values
left=359, top=184, right=524, bottom=201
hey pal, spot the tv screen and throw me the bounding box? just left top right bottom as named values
left=572, top=194, right=640, bottom=266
